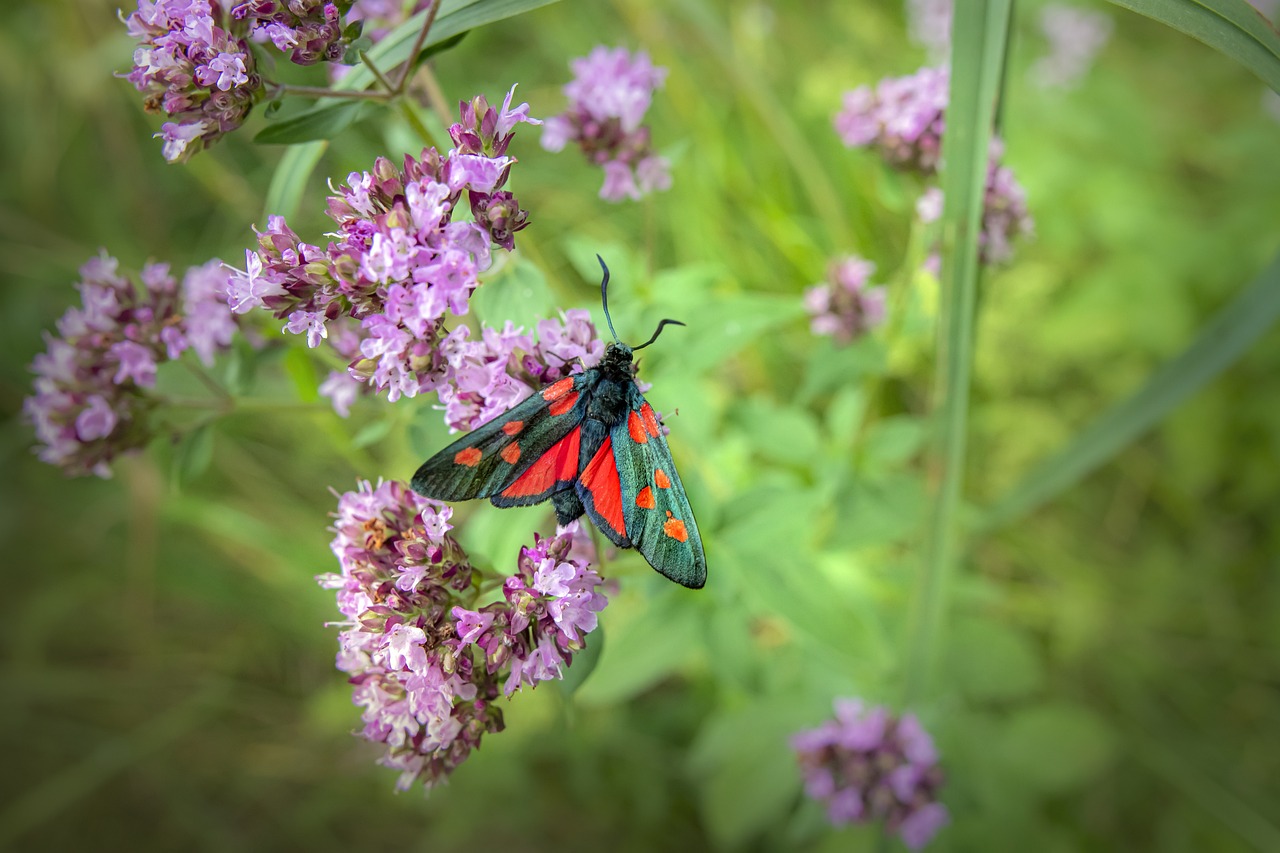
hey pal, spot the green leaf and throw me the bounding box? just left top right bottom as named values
left=254, top=101, right=368, bottom=145
left=945, top=618, right=1044, bottom=702
left=282, top=347, right=321, bottom=403
left=470, top=258, right=558, bottom=326
left=574, top=590, right=700, bottom=706
left=557, top=623, right=603, bottom=696
left=978, top=251, right=1280, bottom=532
left=672, top=295, right=807, bottom=375
left=736, top=396, right=822, bottom=468
left=1105, top=0, right=1280, bottom=92
left=171, top=424, right=215, bottom=489
left=903, top=0, right=1012, bottom=706
left=263, top=140, right=327, bottom=220
left=351, top=419, right=393, bottom=449
left=997, top=702, right=1116, bottom=793
left=687, top=702, right=811, bottom=849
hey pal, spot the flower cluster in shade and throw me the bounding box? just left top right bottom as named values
left=316, top=480, right=606, bottom=791
left=835, top=66, right=1033, bottom=266
left=804, top=256, right=887, bottom=345
left=123, top=0, right=359, bottom=162
left=542, top=46, right=672, bottom=202
left=793, top=699, right=949, bottom=850
left=1032, top=4, right=1113, bottom=90
left=25, top=253, right=239, bottom=477
left=226, top=87, right=538, bottom=413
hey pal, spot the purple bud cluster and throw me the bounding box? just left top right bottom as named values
left=835, top=66, right=1033, bottom=265
left=436, top=309, right=604, bottom=432
left=317, top=480, right=606, bottom=791
left=542, top=46, right=672, bottom=202
left=25, top=253, right=239, bottom=477
left=793, top=699, right=949, bottom=850
left=227, top=87, right=539, bottom=406
left=124, top=0, right=265, bottom=162
left=804, top=256, right=887, bottom=345
left=232, top=0, right=355, bottom=66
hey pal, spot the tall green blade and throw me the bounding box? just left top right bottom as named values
left=979, top=251, right=1280, bottom=533
left=901, top=0, right=1013, bottom=705
left=1106, top=0, right=1280, bottom=92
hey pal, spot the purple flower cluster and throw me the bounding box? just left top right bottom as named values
left=124, top=0, right=265, bottom=162
left=793, top=699, right=949, bottom=850
left=804, top=256, right=887, bottom=345
left=227, top=87, right=538, bottom=406
left=232, top=0, right=356, bottom=66
left=542, top=46, right=671, bottom=202
left=436, top=309, right=604, bottom=432
left=25, top=253, right=239, bottom=477
left=835, top=66, right=1033, bottom=265
left=317, top=480, right=606, bottom=790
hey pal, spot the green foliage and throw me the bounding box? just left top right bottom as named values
left=4, top=0, right=1280, bottom=851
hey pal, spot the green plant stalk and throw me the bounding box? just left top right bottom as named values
left=977, top=250, right=1280, bottom=533
left=902, top=0, right=1012, bottom=706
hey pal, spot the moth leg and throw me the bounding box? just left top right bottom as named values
left=551, top=488, right=586, bottom=525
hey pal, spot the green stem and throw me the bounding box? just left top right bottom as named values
left=902, top=1, right=1013, bottom=706
left=393, top=0, right=442, bottom=94
left=398, top=100, right=440, bottom=150
left=273, top=83, right=389, bottom=102
left=358, top=50, right=399, bottom=96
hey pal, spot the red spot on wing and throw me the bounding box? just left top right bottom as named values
left=549, top=391, right=579, bottom=416
left=580, top=437, right=626, bottom=537
left=502, top=420, right=524, bottom=436
left=640, top=403, right=661, bottom=437
left=663, top=510, right=689, bottom=542
left=501, top=427, right=580, bottom=498
left=541, top=377, right=575, bottom=402
left=635, top=485, right=655, bottom=509
left=501, top=443, right=521, bottom=464
left=628, top=410, right=648, bottom=444
left=454, top=447, right=482, bottom=467
left=654, top=468, right=671, bottom=489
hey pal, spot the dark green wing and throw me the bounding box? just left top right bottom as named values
left=611, top=383, right=707, bottom=589
left=411, top=372, right=597, bottom=503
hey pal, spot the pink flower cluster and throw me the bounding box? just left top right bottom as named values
left=226, top=87, right=539, bottom=408
left=542, top=46, right=671, bottom=202
left=835, top=66, right=1033, bottom=266
left=123, top=0, right=363, bottom=161
left=793, top=699, right=949, bottom=850
left=25, top=253, right=239, bottom=477
left=232, top=0, right=355, bottom=66
left=317, top=480, right=606, bottom=791
left=804, top=256, right=887, bottom=345
left=124, top=0, right=265, bottom=162
left=436, top=309, right=604, bottom=432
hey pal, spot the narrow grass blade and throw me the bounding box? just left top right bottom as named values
left=263, top=140, right=327, bottom=221
left=1107, top=0, right=1280, bottom=92
left=978, top=251, right=1280, bottom=532
left=902, top=0, right=1012, bottom=706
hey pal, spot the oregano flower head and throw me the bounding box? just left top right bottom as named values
left=793, top=699, right=949, bottom=850
left=25, top=253, right=239, bottom=477
left=317, top=480, right=606, bottom=790
left=542, top=46, right=672, bottom=202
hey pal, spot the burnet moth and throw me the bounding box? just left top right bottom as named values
left=410, top=257, right=706, bottom=589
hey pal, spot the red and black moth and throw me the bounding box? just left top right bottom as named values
left=410, top=257, right=707, bottom=589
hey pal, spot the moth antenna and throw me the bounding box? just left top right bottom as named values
left=597, top=255, right=622, bottom=345
left=632, top=318, right=686, bottom=351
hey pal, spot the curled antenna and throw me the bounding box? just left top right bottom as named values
left=596, top=253, right=685, bottom=350
left=597, top=255, right=621, bottom=345
left=632, top=318, right=686, bottom=350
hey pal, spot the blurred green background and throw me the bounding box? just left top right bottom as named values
left=2, top=0, right=1278, bottom=850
